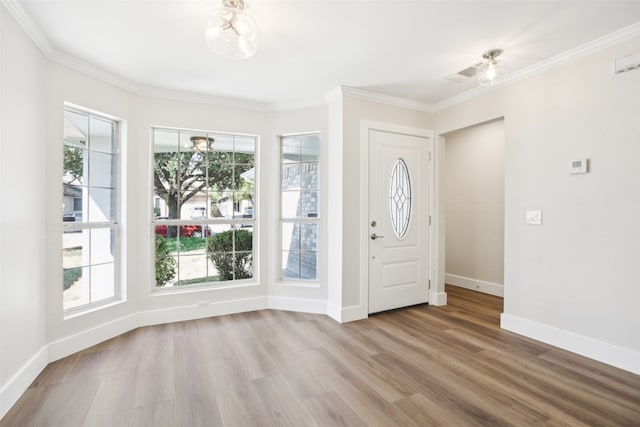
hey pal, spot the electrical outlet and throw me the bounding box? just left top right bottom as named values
left=196, top=299, right=210, bottom=309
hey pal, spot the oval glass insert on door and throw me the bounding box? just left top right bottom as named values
left=388, top=158, right=412, bottom=238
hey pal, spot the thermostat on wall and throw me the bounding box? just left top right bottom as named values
left=569, top=158, right=588, bottom=174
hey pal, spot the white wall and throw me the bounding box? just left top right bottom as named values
left=0, top=4, right=47, bottom=415
left=444, top=119, right=504, bottom=296
left=436, top=37, right=640, bottom=373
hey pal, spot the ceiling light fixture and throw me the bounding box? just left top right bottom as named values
left=204, top=0, right=259, bottom=60
left=477, top=49, right=506, bottom=86
left=190, top=136, right=215, bottom=152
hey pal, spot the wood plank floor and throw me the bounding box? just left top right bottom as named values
left=3, top=285, right=640, bottom=426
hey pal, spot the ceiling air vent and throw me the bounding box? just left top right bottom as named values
left=445, top=63, right=483, bottom=83
left=614, top=51, right=640, bottom=74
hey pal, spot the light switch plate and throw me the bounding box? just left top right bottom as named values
left=526, top=210, right=542, bottom=225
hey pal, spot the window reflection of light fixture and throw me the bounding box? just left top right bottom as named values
left=477, top=49, right=506, bottom=86
left=204, top=0, right=259, bottom=60
left=191, top=136, right=214, bottom=152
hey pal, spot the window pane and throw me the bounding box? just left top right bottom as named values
left=282, top=190, right=300, bottom=218
left=301, top=191, right=320, bottom=218
left=282, top=251, right=300, bottom=279
left=206, top=149, right=233, bottom=164
left=63, top=183, right=84, bottom=222
left=300, top=223, right=318, bottom=251
left=90, top=116, right=114, bottom=153
left=63, top=146, right=85, bottom=185
left=301, top=134, right=320, bottom=162
left=90, top=263, right=115, bottom=302
left=63, top=229, right=88, bottom=269
left=207, top=224, right=235, bottom=282
left=177, top=254, right=208, bottom=286
left=154, top=128, right=179, bottom=154
left=300, top=252, right=318, bottom=280
left=180, top=131, right=209, bottom=154
left=89, top=151, right=115, bottom=188
left=234, top=228, right=253, bottom=252
left=210, top=191, right=235, bottom=219
left=282, top=136, right=301, bottom=163
left=88, top=188, right=115, bottom=222
left=64, top=110, right=88, bottom=148
left=175, top=228, right=208, bottom=254
left=209, top=133, right=234, bottom=153
left=282, top=164, right=301, bottom=191
left=234, top=163, right=254, bottom=190
left=155, top=233, right=177, bottom=287
left=282, top=223, right=300, bottom=251
left=63, top=266, right=89, bottom=310
left=234, top=135, right=255, bottom=156
left=234, top=152, right=255, bottom=165
left=91, top=228, right=115, bottom=264
left=302, top=163, right=319, bottom=190
left=235, top=193, right=254, bottom=220
left=179, top=192, right=207, bottom=220
left=234, top=252, right=253, bottom=280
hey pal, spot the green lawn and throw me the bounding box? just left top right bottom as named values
left=176, top=276, right=220, bottom=286
left=166, top=237, right=207, bottom=253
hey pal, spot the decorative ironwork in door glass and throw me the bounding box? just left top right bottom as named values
left=389, top=158, right=412, bottom=238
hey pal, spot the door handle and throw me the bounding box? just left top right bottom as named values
left=370, top=233, right=384, bottom=240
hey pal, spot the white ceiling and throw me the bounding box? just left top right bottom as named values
left=13, top=1, right=640, bottom=108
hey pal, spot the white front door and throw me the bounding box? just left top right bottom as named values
left=368, top=129, right=430, bottom=313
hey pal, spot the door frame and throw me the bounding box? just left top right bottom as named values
left=359, top=120, right=435, bottom=317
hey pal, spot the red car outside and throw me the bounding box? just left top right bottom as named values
left=154, top=224, right=211, bottom=238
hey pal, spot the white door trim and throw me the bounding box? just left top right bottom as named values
left=359, top=120, right=434, bottom=319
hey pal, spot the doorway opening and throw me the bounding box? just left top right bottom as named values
left=443, top=118, right=505, bottom=317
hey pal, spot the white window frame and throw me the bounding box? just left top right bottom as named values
left=62, top=105, right=122, bottom=316
left=151, top=126, right=259, bottom=291
left=280, top=132, right=321, bottom=283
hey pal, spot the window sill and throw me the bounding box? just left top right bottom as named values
left=63, top=297, right=125, bottom=320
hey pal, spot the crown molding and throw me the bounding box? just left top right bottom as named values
left=267, top=96, right=328, bottom=112
left=4, top=0, right=640, bottom=115
left=340, top=86, right=435, bottom=113
left=432, top=20, right=640, bottom=112
left=2, top=0, right=52, bottom=55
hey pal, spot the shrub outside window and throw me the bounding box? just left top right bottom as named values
left=62, top=107, right=120, bottom=312
left=153, top=128, right=256, bottom=288
left=281, top=133, right=320, bottom=281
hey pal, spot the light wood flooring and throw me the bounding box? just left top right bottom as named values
left=2, top=285, right=640, bottom=426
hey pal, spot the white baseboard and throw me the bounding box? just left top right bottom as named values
left=326, top=302, right=342, bottom=322
left=429, top=290, right=448, bottom=306
left=0, top=346, right=48, bottom=419
left=138, top=296, right=268, bottom=327
left=325, top=304, right=367, bottom=323
left=48, top=313, right=139, bottom=362
left=445, top=273, right=504, bottom=297
left=268, top=296, right=326, bottom=314
left=340, top=305, right=367, bottom=323
left=501, top=313, right=640, bottom=375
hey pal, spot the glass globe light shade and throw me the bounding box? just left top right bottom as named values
left=205, top=4, right=259, bottom=60
left=477, top=49, right=507, bottom=87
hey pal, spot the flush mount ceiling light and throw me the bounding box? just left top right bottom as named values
left=477, top=49, right=507, bottom=86
left=204, top=0, right=259, bottom=60
left=190, top=136, right=215, bottom=152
